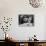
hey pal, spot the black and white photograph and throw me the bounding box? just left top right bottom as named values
left=19, top=14, right=34, bottom=26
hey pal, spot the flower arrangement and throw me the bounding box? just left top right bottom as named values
left=1, top=17, right=12, bottom=39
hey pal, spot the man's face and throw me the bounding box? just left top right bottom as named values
left=28, top=17, right=32, bottom=23
left=28, top=17, right=32, bottom=21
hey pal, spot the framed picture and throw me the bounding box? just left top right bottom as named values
left=19, top=14, right=34, bottom=27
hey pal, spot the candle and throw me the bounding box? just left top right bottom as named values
left=6, top=34, right=8, bottom=38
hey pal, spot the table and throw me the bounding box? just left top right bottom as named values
left=5, top=39, right=46, bottom=46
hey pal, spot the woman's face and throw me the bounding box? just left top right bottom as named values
left=23, top=17, right=28, bottom=22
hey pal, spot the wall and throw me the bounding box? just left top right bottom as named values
left=0, top=0, right=46, bottom=40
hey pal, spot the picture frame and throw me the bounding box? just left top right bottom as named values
left=19, top=14, right=34, bottom=27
